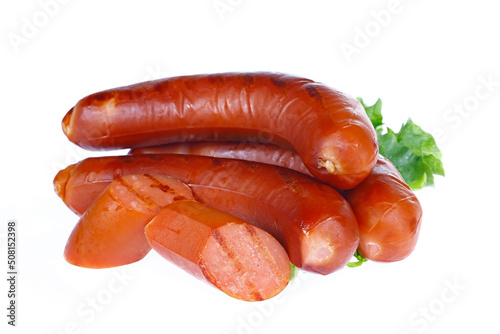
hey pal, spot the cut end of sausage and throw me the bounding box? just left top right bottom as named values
left=200, top=223, right=290, bottom=301
left=53, top=164, right=75, bottom=201
left=64, top=174, right=194, bottom=269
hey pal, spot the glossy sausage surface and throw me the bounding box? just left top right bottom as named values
left=132, top=142, right=423, bottom=262
left=62, top=72, right=378, bottom=189
left=64, top=174, right=194, bottom=268
left=130, top=141, right=311, bottom=175
left=54, top=154, right=359, bottom=275
left=342, top=155, right=422, bottom=262
left=146, top=200, right=291, bottom=301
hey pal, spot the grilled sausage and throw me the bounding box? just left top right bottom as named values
left=54, top=154, right=359, bottom=275
left=132, top=142, right=423, bottom=262
left=342, top=155, right=423, bottom=262
left=62, top=72, right=378, bottom=189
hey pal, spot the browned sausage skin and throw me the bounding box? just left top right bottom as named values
left=62, top=72, right=378, bottom=189
left=342, top=155, right=422, bottom=262
left=130, top=141, right=311, bottom=175
left=53, top=154, right=359, bottom=275
left=131, top=142, right=423, bottom=262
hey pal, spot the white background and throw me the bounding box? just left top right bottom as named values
left=1, top=1, right=499, bottom=333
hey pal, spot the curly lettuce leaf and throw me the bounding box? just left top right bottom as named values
left=358, top=97, right=383, bottom=129
left=357, top=98, right=444, bottom=190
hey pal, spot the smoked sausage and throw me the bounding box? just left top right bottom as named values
left=342, top=155, right=422, bottom=262
left=132, top=142, right=423, bottom=262
left=54, top=154, right=359, bottom=275
left=62, top=72, right=378, bottom=189
left=64, top=174, right=194, bottom=268
left=130, top=141, right=311, bottom=175
left=145, top=200, right=291, bottom=301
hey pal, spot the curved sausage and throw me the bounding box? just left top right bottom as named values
left=130, top=141, right=311, bottom=175
left=132, top=142, right=423, bottom=262
left=342, top=155, right=422, bottom=262
left=64, top=174, right=194, bottom=268
left=62, top=72, right=378, bottom=189
left=145, top=200, right=291, bottom=301
left=53, top=154, right=359, bottom=275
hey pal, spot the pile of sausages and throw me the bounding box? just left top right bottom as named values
left=54, top=72, right=422, bottom=301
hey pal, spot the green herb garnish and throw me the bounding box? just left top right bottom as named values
left=358, top=98, right=445, bottom=190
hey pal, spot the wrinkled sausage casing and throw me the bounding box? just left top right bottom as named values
left=343, top=155, right=423, bottom=262
left=62, top=72, right=378, bottom=189
left=146, top=200, right=291, bottom=301
left=54, top=154, right=359, bottom=275
left=133, top=142, right=423, bottom=262
left=130, top=141, right=311, bottom=175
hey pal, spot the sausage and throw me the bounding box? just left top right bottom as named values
left=53, top=154, right=359, bottom=275
left=130, top=141, right=311, bottom=175
left=132, top=142, right=423, bottom=262
left=342, top=155, right=423, bottom=262
left=145, top=200, right=291, bottom=301
left=62, top=72, right=378, bottom=189
left=64, top=174, right=194, bottom=268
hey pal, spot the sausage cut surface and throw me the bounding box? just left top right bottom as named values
left=145, top=200, right=291, bottom=301
left=64, top=174, right=194, bottom=268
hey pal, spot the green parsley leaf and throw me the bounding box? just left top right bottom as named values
left=358, top=98, right=444, bottom=191
left=347, top=251, right=368, bottom=268
left=357, top=97, right=383, bottom=129
left=290, top=262, right=300, bottom=281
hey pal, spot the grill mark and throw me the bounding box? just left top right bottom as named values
left=240, top=74, right=255, bottom=86
left=144, top=174, right=186, bottom=197
left=278, top=170, right=301, bottom=193
left=153, top=81, right=165, bottom=93
left=207, top=74, right=226, bottom=85
left=211, top=228, right=263, bottom=301
left=304, top=84, right=325, bottom=105
left=144, top=174, right=172, bottom=192
left=270, top=76, right=287, bottom=89
left=91, top=91, right=113, bottom=103
left=145, top=175, right=191, bottom=202
left=199, top=260, right=219, bottom=287
left=119, top=155, right=133, bottom=163
left=243, top=160, right=259, bottom=172
left=243, top=224, right=284, bottom=288
left=183, top=78, right=196, bottom=90
left=116, top=176, right=156, bottom=208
